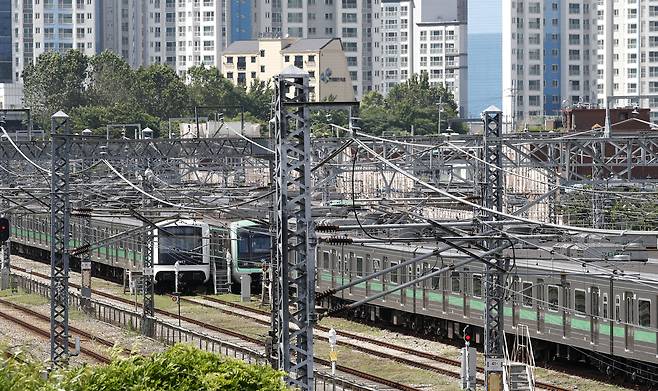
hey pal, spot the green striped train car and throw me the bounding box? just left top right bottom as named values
left=10, top=214, right=270, bottom=290
left=316, top=240, right=658, bottom=382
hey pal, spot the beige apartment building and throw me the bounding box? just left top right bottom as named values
left=222, top=38, right=355, bottom=102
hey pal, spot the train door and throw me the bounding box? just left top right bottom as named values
left=512, top=276, right=520, bottom=328
left=591, top=287, right=600, bottom=345
left=442, top=261, right=449, bottom=313
left=624, top=291, right=635, bottom=351
left=536, top=279, right=545, bottom=333
left=382, top=256, right=389, bottom=301
left=364, top=254, right=371, bottom=296
left=463, top=268, right=470, bottom=318
left=347, top=252, right=353, bottom=295
left=422, top=262, right=430, bottom=310
left=562, top=277, right=571, bottom=338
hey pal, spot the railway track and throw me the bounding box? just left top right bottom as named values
left=12, top=263, right=575, bottom=391
left=194, top=295, right=579, bottom=391
left=0, top=298, right=112, bottom=364
left=11, top=266, right=420, bottom=391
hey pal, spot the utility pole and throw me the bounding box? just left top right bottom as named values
left=50, top=111, right=72, bottom=368
left=79, top=130, right=93, bottom=312
left=141, top=176, right=155, bottom=337
left=481, top=106, right=506, bottom=390
left=271, top=66, right=317, bottom=389
left=0, top=166, right=10, bottom=290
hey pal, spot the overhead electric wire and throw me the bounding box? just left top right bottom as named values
left=353, top=137, right=658, bottom=236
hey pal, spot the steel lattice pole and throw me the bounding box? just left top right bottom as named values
left=79, top=132, right=93, bottom=312
left=1, top=165, right=10, bottom=290
left=50, top=111, right=71, bottom=368
left=141, top=180, right=155, bottom=337
left=481, top=107, right=506, bottom=390
left=272, top=67, right=317, bottom=390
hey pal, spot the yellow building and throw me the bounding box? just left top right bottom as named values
left=222, top=38, right=355, bottom=102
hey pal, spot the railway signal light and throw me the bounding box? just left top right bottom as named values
left=0, top=218, right=9, bottom=242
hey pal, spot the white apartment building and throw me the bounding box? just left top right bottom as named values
left=254, top=0, right=382, bottom=98
left=102, top=0, right=230, bottom=74
left=2, top=0, right=101, bottom=108
left=504, top=0, right=658, bottom=127
left=380, top=0, right=468, bottom=115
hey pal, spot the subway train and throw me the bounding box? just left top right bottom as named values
left=9, top=214, right=270, bottom=291
left=315, top=233, right=658, bottom=382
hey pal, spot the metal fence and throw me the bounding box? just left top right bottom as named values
left=12, top=273, right=378, bottom=391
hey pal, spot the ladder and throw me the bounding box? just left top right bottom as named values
left=212, top=256, right=231, bottom=294
left=503, top=324, right=536, bottom=391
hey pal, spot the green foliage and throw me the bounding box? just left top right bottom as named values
left=359, top=73, right=462, bottom=135
left=0, top=345, right=287, bottom=391
left=187, top=66, right=246, bottom=119
left=70, top=103, right=162, bottom=136
left=134, top=65, right=190, bottom=120
left=22, top=50, right=89, bottom=126
left=87, top=50, right=137, bottom=107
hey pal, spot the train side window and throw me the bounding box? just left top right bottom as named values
left=602, top=293, right=608, bottom=319
left=536, top=279, right=545, bottom=307
left=323, top=251, right=330, bottom=270
left=416, top=264, right=422, bottom=287
left=451, top=272, right=460, bottom=293
left=574, top=289, right=586, bottom=314
left=591, top=287, right=600, bottom=317
left=615, top=295, right=621, bottom=322
left=522, top=282, right=533, bottom=307
left=473, top=274, right=482, bottom=298
left=356, top=256, right=363, bottom=277
left=638, top=299, right=651, bottom=327
left=390, top=260, right=399, bottom=284
left=373, top=259, right=380, bottom=273
left=548, top=285, right=559, bottom=311
left=431, top=269, right=440, bottom=289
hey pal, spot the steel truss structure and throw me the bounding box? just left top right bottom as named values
left=49, top=111, right=72, bottom=368
left=480, top=107, right=506, bottom=390
left=271, top=67, right=317, bottom=389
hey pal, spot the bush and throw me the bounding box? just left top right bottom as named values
left=0, top=344, right=287, bottom=391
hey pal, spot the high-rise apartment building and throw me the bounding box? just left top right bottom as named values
left=380, top=0, right=468, bottom=115
left=2, top=0, right=102, bottom=108
left=102, top=0, right=230, bottom=74
left=504, top=0, right=658, bottom=127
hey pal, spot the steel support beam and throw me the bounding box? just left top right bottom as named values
left=271, top=67, right=317, bottom=389
left=141, top=179, right=155, bottom=337
left=49, top=111, right=71, bottom=368
left=481, top=107, right=507, bottom=390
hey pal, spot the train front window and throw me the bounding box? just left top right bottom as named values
left=158, top=226, right=203, bottom=265
left=237, top=229, right=271, bottom=268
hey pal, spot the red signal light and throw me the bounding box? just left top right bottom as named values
left=464, top=334, right=471, bottom=342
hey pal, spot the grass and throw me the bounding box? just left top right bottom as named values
left=1, top=291, right=49, bottom=306
left=315, top=341, right=462, bottom=390
left=318, top=317, right=384, bottom=336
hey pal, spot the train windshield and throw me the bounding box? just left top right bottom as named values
left=237, top=228, right=271, bottom=268
left=158, top=226, right=203, bottom=265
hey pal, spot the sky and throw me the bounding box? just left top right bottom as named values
left=468, top=0, right=502, bottom=34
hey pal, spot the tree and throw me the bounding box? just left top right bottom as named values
left=359, top=73, right=462, bottom=135
left=134, top=64, right=189, bottom=120
left=22, top=50, right=89, bottom=126
left=187, top=66, right=245, bottom=118
left=87, top=50, right=136, bottom=107
left=70, top=102, right=161, bottom=136
left=242, top=79, right=273, bottom=123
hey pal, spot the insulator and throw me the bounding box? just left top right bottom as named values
left=315, top=224, right=339, bottom=232
left=71, top=244, right=91, bottom=256
left=325, top=236, right=352, bottom=245
left=316, top=288, right=337, bottom=300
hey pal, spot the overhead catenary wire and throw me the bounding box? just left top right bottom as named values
left=352, top=137, right=658, bottom=236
